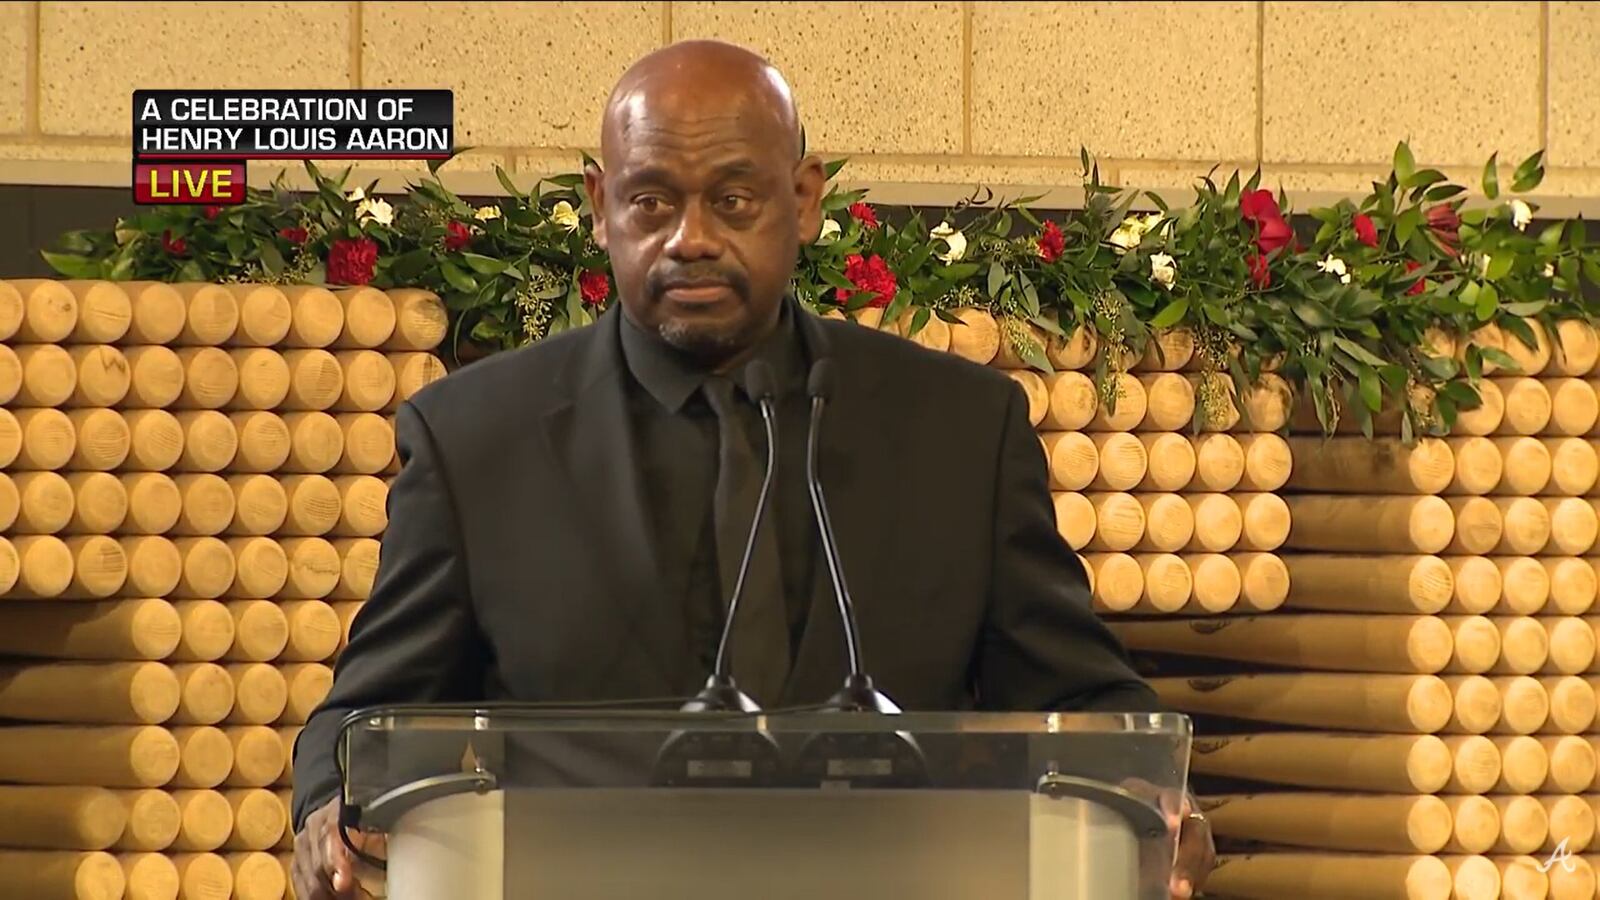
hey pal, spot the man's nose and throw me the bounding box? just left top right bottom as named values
left=664, top=201, right=723, bottom=260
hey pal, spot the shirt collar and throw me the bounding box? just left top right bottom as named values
left=619, top=297, right=807, bottom=413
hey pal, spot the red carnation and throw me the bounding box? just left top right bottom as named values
left=1403, top=260, right=1427, bottom=297
left=161, top=230, right=187, bottom=256
left=1037, top=220, right=1065, bottom=263
left=1426, top=205, right=1460, bottom=255
left=1247, top=252, right=1271, bottom=289
left=848, top=202, right=879, bottom=230
left=578, top=270, right=610, bottom=306
left=835, top=253, right=898, bottom=308
left=278, top=226, right=308, bottom=245
left=443, top=221, right=472, bottom=252
left=1353, top=213, right=1378, bottom=248
left=203, top=206, right=223, bottom=221
left=327, top=237, right=379, bottom=286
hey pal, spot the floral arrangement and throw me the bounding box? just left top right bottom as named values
left=42, top=145, right=1600, bottom=437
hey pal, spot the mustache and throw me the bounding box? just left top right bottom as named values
left=648, top=265, right=749, bottom=298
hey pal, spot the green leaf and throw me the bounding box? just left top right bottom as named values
left=1559, top=257, right=1580, bottom=288
left=986, top=262, right=1005, bottom=298
left=1291, top=299, right=1334, bottom=328
left=1424, top=184, right=1466, bottom=202
left=1485, top=253, right=1513, bottom=282
left=1482, top=346, right=1519, bottom=371
left=1395, top=207, right=1421, bottom=247
left=1465, top=345, right=1483, bottom=381
left=391, top=248, right=434, bottom=282
left=439, top=260, right=479, bottom=293
left=1333, top=337, right=1388, bottom=369
left=1569, top=218, right=1587, bottom=251
left=824, top=157, right=849, bottom=180
left=908, top=306, right=930, bottom=338
left=1511, top=150, right=1545, bottom=192
left=1475, top=282, right=1499, bottom=320
left=1481, top=153, right=1499, bottom=200
left=1018, top=336, right=1051, bottom=373
left=1459, top=281, right=1481, bottom=310
left=460, top=253, right=508, bottom=276
left=1585, top=259, right=1600, bottom=288
left=818, top=267, right=856, bottom=293
left=39, top=251, right=102, bottom=279
left=1419, top=354, right=1459, bottom=380
left=1150, top=298, right=1189, bottom=329
left=1538, top=221, right=1564, bottom=249
left=1358, top=365, right=1383, bottom=412
left=1502, top=300, right=1548, bottom=317
left=1394, top=142, right=1416, bottom=186
left=1019, top=274, right=1041, bottom=317
left=259, top=241, right=285, bottom=277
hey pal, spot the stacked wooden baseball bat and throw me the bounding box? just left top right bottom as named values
left=0, top=280, right=442, bottom=900
left=905, top=308, right=1596, bottom=900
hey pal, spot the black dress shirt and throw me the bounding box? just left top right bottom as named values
left=617, top=301, right=819, bottom=675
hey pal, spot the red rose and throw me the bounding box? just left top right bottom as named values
left=835, top=253, right=898, bottom=308
left=1353, top=213, right=1378, bottom=248
left=1037, top=220, right=1065, bottom=263
left=203, top=206, right=223, bottom=221
left=578, top=270, right=610, bottom=306
left=1256, top=215, right=1293, bottom=255
left=1240, top=190, right=1293, bottom=256
left=161, top=230, right=187, bottom=256
left=1403, top=260, right=1427, bottom=296
left=327, top=237, right=379, bottom=285
left=1239, top=189, right=1283, bottom=225
left=1247, top=252, right=1271, bottom=289
left=848, top=202, right=879, bottom=230
left=278, top=226, right=308, bottom=245
left=1426, top=205, right=1460, bottom=255
left=443, top=221, right=472, bottom=252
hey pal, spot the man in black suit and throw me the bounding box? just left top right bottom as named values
left=292, top=39, right=1212, bottom=900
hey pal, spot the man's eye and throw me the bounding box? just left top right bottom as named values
left=719, top=195, right=751, bottom=213
left=634, top=196, right=665, bottom=213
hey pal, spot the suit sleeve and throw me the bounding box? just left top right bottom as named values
left=290, top=400, right=490, bottom=832
left=974, top=380, right=1165, bottom=713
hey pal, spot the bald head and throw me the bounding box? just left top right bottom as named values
left=584, top=41, right=825, bottom=368
left=602, top=40, right=803, bottom=164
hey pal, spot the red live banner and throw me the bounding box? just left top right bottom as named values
left=134, top=161, right=246, bottom=205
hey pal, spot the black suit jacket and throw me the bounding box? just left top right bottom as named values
left=291, top=302, right=1162, bottom=830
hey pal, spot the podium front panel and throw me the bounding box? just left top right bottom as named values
left=342, top=709, right=1190, bottom=900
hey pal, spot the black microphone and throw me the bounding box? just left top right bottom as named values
left=804, top=359, right=896, bottom=713
left=694, top=359, right=780, bottom=712
left=652, top=360, right=784, bottom=788
left=794, top=358, right=927, bottom=788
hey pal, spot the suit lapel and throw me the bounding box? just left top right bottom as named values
left=782, top=312, right=904, bottom=704
left=538, top=310, right=692, bottom=690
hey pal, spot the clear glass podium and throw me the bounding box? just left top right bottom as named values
left=338, top=706, right=1192, bottom=900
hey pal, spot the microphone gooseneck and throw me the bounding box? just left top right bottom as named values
left=710, top=360, right=779, bottom=684
left=804, top=359, right=898, bottom=713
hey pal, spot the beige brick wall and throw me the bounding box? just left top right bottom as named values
left=2, top=0, right=1599, bottom=208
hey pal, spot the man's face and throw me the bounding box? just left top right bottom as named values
left=586, top=95, right=822, bottom=363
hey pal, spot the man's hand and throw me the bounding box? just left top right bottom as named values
left=291, top=797, right=386, bottom=900
left=1164, top=790, right=1215, bottom=899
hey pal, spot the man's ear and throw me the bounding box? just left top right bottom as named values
left=583, top=160, right=608, bottom=250
left=794, top=153, right=827, bottom=244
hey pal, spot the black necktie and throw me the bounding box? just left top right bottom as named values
left=702, top=375, right=791, bottom=703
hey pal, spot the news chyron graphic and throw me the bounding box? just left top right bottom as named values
left=132, top=89, right=454, bottom=205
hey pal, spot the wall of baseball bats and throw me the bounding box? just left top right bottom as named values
left=0, top=278, right=443, bottom=900
left=1, top=280, right=1597, bottom=899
